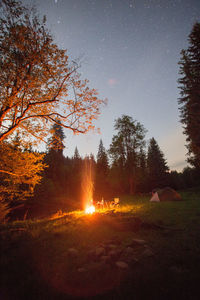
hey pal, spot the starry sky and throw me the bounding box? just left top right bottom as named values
left=24, top=0, right=200, bottom=171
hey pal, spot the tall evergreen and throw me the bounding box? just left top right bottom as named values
left=95, top=139, right=109, bottom=200
left=137, top=147, right=148, bottom=192
left=96, top=139, right=109, bottom=175
left=147, top=138, right=169, bottom=190
left=46, top=122, right=65, bottom=181
left=34, top=123, right=66, bottom=216
left=178, top=22, right=200, bottom=167
left=70, top=147, right=82, bottom=204
left=73, top=147, right=81, bottom=160
left=109, top=115, right=147, bottom=194
left=47, top=122, right=65, bottom=154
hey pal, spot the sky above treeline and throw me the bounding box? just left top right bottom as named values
left=24, top=0, right=200, bottom=171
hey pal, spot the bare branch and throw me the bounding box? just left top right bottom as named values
left=0, top=169, right=24, bottom=176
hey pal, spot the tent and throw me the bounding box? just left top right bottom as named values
left=150, top=187, right=182, bottom=202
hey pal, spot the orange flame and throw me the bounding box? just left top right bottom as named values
left=85, top=205, right=95, bottom=214
left=82, top=157, right=95, bottom=214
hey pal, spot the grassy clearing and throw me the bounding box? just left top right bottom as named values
left=0, top=189, right=200, bottom=299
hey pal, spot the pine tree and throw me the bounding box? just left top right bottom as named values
left=137, top=147, right=148, bottom=192
left=109, top=115, right=147, bottom=194
left=34, top=122, right=66, bottom=215
left=95, top=139, right=109, bottom=200
left=47, top=122, right=65, bottom=154
left=147, top=138, right=169, bottom=190
left=46, top=122, right=65, bottom=180
left=73, top=147, right=81, bottom=160
left=70, top=147, right=82, bottom=203
left=178, top=22, right=200, bottom=167
left=96, top=139, right=109, bottom=175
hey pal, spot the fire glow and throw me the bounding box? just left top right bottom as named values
left=82, top=158, right=95, bottom=215
left=85, top=205, right=95, bottom=214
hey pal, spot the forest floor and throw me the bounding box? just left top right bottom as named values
left=0, top=188, right=200, bottom=300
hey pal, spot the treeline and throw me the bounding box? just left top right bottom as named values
left=7, top=115, right=198, bottom=220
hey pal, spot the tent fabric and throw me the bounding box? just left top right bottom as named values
left=150, top=192, right=160, bottom=202
left=150, top=187, right=182, bottom=202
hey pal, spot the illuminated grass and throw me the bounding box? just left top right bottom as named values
left=1, top=190, right=200, bottom=299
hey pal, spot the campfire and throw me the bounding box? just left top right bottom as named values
left=85, top=204, right=95, bottom=214
left=82, top=158, right=95, bottom=215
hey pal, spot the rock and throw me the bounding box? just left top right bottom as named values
left=124, top=247, right=135, bottom=255
left=169, top=265, right=188, bottom=274
left=87, top=249, right=96, bottom=260
left=116, top=261, right=129, bottom=269
left=95, top=247, right=105, bottom=257
left=108, top=244, right=117, bottom=250
left=120, top=247, right=138, bottom=264
left=100, top=255, right=110, bottom=263
left=68, top=248, right=78, bottom=257
left=128, top=238, right=146, bottom=247
left=106, top=238, right=121, bottom=246
left=108, top=249, right=121, bottom=260
left=77, top=267, right=86, bottom=273
left=142, top=248, right=154, bottom=257
left=122, top=254, right=138, bottom=264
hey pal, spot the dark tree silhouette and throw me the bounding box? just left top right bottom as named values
left=95, top=139, right=109, bottom=200
left=178, top=22, right=200, bottom=167
left=47, top=122, right=65, bottom=153
left=137, top=147, right=148, bottom=192
left=109, top=115, right=146, bottom=194
left=147, top=137, right=169, bottom=190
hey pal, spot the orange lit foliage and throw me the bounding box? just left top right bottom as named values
left=0, top=143, right=44, bottom=193
left=0, top=0, right=105, bottom=220
left=0, top=140, right=45, bottom=221
left=0, top=0, right=106, bottom=145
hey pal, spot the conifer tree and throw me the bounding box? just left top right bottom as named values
left=147, top=138, right=169, bottom=190
left=95, top=139, right=109, bottom=199
left=109, top=115, right=146, bottom=194
left=137, top=147, right=148, bottom=192
left=46, top=122, right=65, bottom=181
left=96, top=139, right=109, bottom=175
left=178, top=22, right=200, bottom=167
left=47, top=122, right=65, bottom=154
left=73, top=147, right=81, bottom=160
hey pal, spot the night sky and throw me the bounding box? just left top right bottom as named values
left=25, top=0, right=200, bottom=171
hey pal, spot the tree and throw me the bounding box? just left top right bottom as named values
left=178, top=22, right=200, bottom=167
left=73, top=147, right=81, bottom=161
left=31, top=124, right=66, bottom=217
left=147, top=137, right=169, bottom=190
left=0, top=0, right=105, bottom=146
left=45, top=122, right=66, bottom=187
left=0, top=139, right=45, bottom=219
left=95, top=139, right=109, bottom=200
left=0, top=0, right=105, bottom=220
left=137, top=147, right=148, bottom=192
left=47, top=121, right=65, bottom=154
left=96, top=139, right=109, bottom=176
left=69, top=147, right=82, bottom=203
left=109, top=115, right=147, bottom=194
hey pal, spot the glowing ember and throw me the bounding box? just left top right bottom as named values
left=85, top=205, right=95, bottom=214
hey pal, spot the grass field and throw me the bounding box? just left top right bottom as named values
left=0, top=189, right=200, bottom=300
